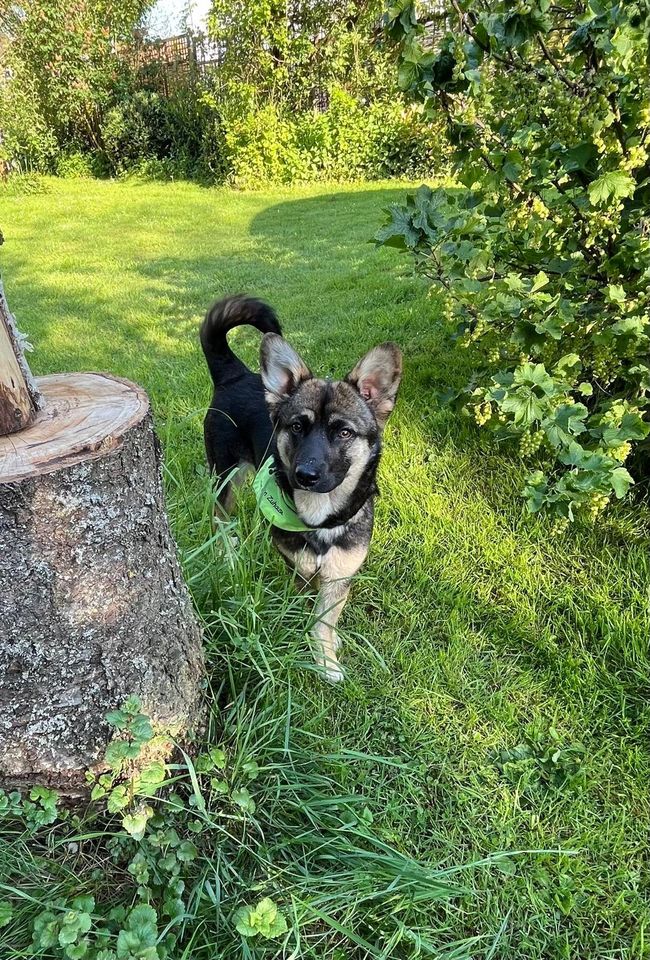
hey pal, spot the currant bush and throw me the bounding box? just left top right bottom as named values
left=379, top=0, right=650, bottom=523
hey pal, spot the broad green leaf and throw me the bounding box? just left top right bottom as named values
left=106, top=710, right=129, bottom=730
left=561, top=142, right=598, bottom=175
left=105, top=740, right=130, bottom=766
left=529, top=271, right=549, bottom=294
left=107, top=785, right=129, bottom=814
left=0, top=901, right=12, bottom=928
left=122, top=806, right=153, bottom=841
left=234, top=899, right=288, bottom=940
left=231, top=787, right=256, bottom=815
left=129, top=715, right=154, bottom=742
left=139, top=761, right=167, bottom=788
left=606, top=284, right=626, bottom=303
left=611, top=467, right=633, bottom=498
left=176, top=841, right=198, bottom=862
left=588, top=170, right=636, bottom=205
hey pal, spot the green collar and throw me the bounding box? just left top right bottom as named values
left=252, top=457, right=315, bottom=532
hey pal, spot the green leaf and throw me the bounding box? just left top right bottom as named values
left=502, top=392, right=544, bottom=426
left=588, top=170, right=636, bottom=205
left=66, top=941, right=89, bottom=960
left=210, top=747, right=227, bottom=769
left=233, top=905, right=258, bottom=938
left=122, top=806, right=154, bottom=841
left=606, top=284, right=626, bottom=303
left=122, top=696, right=143, bottom=715
left=375, top=203, right=421, bottom=249
left=231, top=787, right=256, bottom=815
left=117, top=904, right=158, bottom=959
left=107, top=785, right=129, bottom=814
left=544, top=403, right=589, bottom=448
left=129, top=715, right=154, bottom=742
left=210, top=778, right=229, bottom=795
left=106, top=709, right=129, bottom=730
left=176, top=840, right=198, bottom=862
left=32, top=911, right=59, bottom=949
left=529, top=271, right=550, bottom=294
left=59, top=925, right=80, bottom=946
left=0, top=901, right=12, bottom=928
left=561, top=141, right=598, bottom=176
left=139, top=761, right=167, bottom=788
left=105, top=740, right=130, bottom=766
left=554, top=354, right=581, bottom=376
left=513, top=362, right=556, bottom=394
left=611, top=467, right=633, bottom=498
left=234, top=899, right=288, bottom=941
left=242, top=760, right=260, bottom=780
left=611, top=316, right=649, bottom=340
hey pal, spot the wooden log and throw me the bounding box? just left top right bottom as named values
left=0, top=372, right=205, bottom=794
left=0, top=278, right=42, bottom=436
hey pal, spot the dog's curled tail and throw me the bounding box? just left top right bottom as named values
left=200, top=294, right=282, bottom=385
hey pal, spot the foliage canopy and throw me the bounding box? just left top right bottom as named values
left=378, top=0, right=650, bottom=523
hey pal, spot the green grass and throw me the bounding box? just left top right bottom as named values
left=1, top=176, right=649, bottom=959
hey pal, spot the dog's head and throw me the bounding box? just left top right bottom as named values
left=260, top=334, right=402, bottom=494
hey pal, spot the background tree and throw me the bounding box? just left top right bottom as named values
left=0, top=0, right=151, bottom=167
left=206, top=0, right=394, bottom=108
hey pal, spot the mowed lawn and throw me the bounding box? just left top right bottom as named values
left=2, top=177, right=650, bottom=958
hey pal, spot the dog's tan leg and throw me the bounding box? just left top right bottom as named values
left=312, top=577, right=352, bottom=682
left=312, top=545, right=368, bottom=682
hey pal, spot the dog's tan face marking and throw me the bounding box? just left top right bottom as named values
left=263, top=372, right=381, bottom=494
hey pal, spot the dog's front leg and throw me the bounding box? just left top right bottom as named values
left=312, top=545, right=368, bottom=682
left=312, top=576, right=352, bottom=683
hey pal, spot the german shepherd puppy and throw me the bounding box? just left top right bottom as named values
left=200, top=295, right=402, bottom=681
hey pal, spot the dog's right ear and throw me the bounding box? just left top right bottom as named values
left=260, top=333, right=311, bottom=410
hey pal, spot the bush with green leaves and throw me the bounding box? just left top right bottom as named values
left=209, top=84, right=439, bottom=186
left=207, top=0, right=396, bottom=111
left=0, top=0, right=150, bottom=172
left=377, top=0, right=650, bottom=524
left=198, top=0, right=441, bottom=185
left=0, top=0, right=438, bottom=184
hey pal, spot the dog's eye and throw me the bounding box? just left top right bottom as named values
left=339, top=428, right=353, bottom=440
left=291, top=421, right=303, bottom=434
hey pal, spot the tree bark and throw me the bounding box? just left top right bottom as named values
left=0, top=372, right=205, bottom=795
left=0, top=277, right=42, bottom=436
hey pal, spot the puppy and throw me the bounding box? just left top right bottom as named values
left=200, top=295, right=402, bottom=681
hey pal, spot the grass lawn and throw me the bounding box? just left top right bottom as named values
left=1, top=177, right=649, bottom=959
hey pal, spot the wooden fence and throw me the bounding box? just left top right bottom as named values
left=128, top=2, right=450, bottom=98
left=126, top=32, right=225, bottom=95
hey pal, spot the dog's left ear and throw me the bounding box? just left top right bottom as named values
left=346, top=342, right=402, bottom=428
left=261, top=333, right=312, bottom=411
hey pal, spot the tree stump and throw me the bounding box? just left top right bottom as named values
left=0, top=277, right=42, bottom=434
left=0, top=372, right=205, bottom=795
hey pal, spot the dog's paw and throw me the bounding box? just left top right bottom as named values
left=315, top=652, right=344, bottom=683
left=323, top=661, right=345, bottom=683
left=312, top=634, right=344, bottom=682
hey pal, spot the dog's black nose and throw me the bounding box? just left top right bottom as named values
left=295, top=465, right=320, bottom=487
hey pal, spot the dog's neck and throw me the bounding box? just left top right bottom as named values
left=273, top=449, right=379, bottom=530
